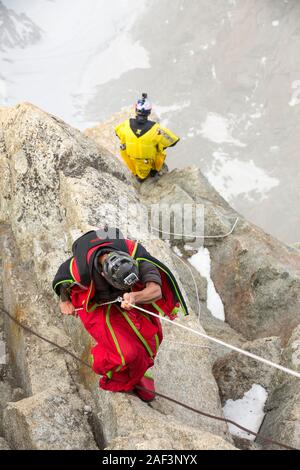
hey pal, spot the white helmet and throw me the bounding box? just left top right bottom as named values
left=135, top=93, right=152, bottom=117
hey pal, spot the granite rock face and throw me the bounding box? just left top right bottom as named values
left=258, top=324, right=300, bottom=450
left=0, top=103, right=234, bottom=450
left=138, top=167, right=300, bottom=341
left=0, top=102, right=299, bottom=450
left=213, top=336, right=282, bottom=403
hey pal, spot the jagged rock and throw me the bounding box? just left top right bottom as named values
left=0, top=102, right=132, bottom=292
left=0, top=103, right=234, bottom=450
left=195, top=304, right=247, bottom=363
left=1, top=102, right=299, bottom=450
left=87, top=388, right=235, bottom=450
left=213, top=337, right=282, bottom=403
left=151, top=317, right=228, bottom=438
left=0, top=381, right=12, bottom=434
left=11, top=387, right=26, bottom=402
left=139, top=165, right=232, bottom=212
left=3, top=387, right=98, bottom=450
left=84, top=107, right=132, bottom=156
left=258, top=325, right=300, bottom=450
left=232, top=436, right=261, bottom=451
left=106, top=428, right=237, bottom=450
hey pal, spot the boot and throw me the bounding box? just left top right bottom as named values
left=134, top=372, right=155, bottom=402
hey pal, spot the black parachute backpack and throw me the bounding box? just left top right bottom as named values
left=71, top=227, right=129, bottom=286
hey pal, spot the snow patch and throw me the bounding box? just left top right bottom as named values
left=188, top=247, right=225, bottom=321
left=206, top=151, right=279, bottom=202
left=199, top=113, right=246, bottom=147
left=223, top=384, right=268, bottom=441
left=172, top=246, right=183, bottom=257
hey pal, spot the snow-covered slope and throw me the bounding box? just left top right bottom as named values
left=0, top=0, right=148, bottom=126
left=0, top=0, right=42, bottom=51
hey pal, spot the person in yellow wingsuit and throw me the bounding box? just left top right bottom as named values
left=115, top=93, right=180, bottom=181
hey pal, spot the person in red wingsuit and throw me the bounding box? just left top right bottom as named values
left=52, top=227, right=188, bottom=401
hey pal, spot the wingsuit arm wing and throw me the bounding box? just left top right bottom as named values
left=135, top=243, right=188, bottom=316
left=154, top=126, right=180, bottom=171
left=52, top=257, right=75, bottom=296
left=157, top=126, right=180, bottom=150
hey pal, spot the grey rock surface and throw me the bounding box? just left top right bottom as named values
left=0, top=436, right=10, bottom=450
left=213, top=336, right=282, bottom=403
left=258, top=324, right=300, bottom=450
left=4, top=388, right=97, bottom=450
left=0, top=102, right=299, bottom=450
left=106, top=428, right=237, bottom=451
left=138, top=167, right=300, bottom=341
left=0, top=102, right=233, bottom=449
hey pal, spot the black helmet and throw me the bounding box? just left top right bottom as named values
left=102, top=251, right=139, bottom=290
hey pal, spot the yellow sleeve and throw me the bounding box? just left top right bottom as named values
left=157, top=126, right=180, bottom=149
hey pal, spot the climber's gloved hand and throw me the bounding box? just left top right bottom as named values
left=121, top=292, right=136, bottom=311
left=60, top=300, right=76, bottom=316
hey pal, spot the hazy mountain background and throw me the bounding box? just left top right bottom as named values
left=1, top=0, right=299, bottom=243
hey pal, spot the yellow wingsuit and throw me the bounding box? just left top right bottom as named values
left=115, top=120, right=179, bottom=179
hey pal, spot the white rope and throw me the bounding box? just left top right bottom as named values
left=149, top=217, right=239, bottom=239
left=163, top=339, right=211, bottom=350
left=129, top=302, right=300, bottom=379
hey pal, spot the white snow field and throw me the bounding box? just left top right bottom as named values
left=1, top=0, right=148, bottom=128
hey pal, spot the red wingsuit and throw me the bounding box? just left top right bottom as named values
left=53, top=229, right=188, bottom=393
